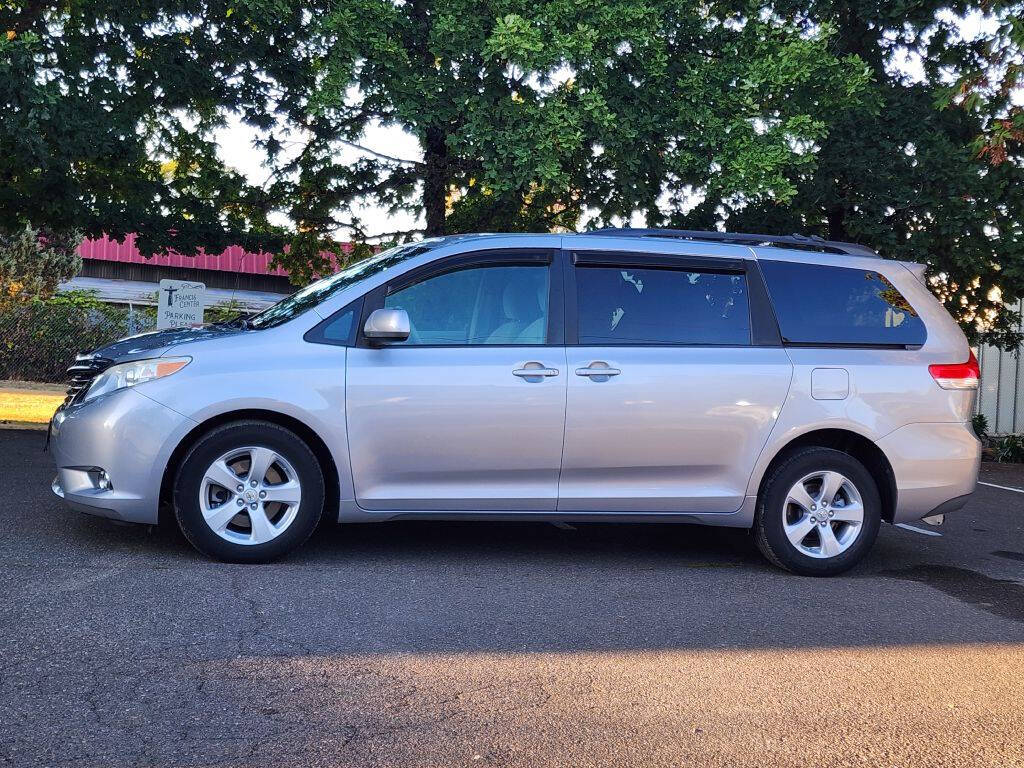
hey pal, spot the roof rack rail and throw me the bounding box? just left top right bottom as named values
left=583, top=228, right=879, bottom=259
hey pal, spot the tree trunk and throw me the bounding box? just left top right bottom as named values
left=834, top=0, right=884, bottom=72
left=422, top=128, right=448, bottom=237
left=824, top=0, right=879, bottom=244
left=827, top=204, right=849, bottom=241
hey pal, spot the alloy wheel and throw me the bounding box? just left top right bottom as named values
left=781, top=470, right=864, bottom=559
left=198, top=446, right=302, bottom=545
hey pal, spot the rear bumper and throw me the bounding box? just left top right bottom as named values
left=877, top=422, right=981, bottom=524
left=50, top=389, right=194, bottom=524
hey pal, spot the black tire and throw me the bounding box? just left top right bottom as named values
left=754, top=447, right=881, bottom=576
left=173, top=420, right=325, bottom=563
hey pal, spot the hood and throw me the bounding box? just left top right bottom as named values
left=89, top=324, right=247, bottom=362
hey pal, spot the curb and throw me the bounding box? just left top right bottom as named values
left=0, top=420, right=48, bottom=431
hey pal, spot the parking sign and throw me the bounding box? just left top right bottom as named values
left=157, top=279, right=206, bottom=329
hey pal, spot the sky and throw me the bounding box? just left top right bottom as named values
left=213, top=10, right=1012, bottom=242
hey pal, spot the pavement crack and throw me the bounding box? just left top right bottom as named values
left=229, top=569, right=267, bottom=656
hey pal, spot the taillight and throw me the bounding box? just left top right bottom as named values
left=928, top=350, right=980, bottom=390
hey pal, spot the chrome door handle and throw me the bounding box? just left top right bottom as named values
left=513, top=364, right=559, bottom=378
left=575, top=364, right=621, bottom=377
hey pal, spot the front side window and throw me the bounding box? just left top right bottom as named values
left=760, top=260, right=926, bottom=346
left=576, top=266, right=751, bottom=345
left=383, top=264, right=549, bottom=345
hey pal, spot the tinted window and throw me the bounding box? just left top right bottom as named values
left=760, top=260, right=926, bottom=346
left=321, top=308, right=356, bottom=343
left=304, top=300, right=360, bottom=346
left=576, top=267, right=750, bottom=345
left=384, top=264, right=549, bottom=345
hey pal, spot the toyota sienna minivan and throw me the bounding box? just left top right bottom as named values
left=50, top=229, right=981, bottom=575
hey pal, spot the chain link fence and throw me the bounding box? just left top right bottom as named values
left=0, top=300, right=156, bottom=384
left=976, top=298, right=1024, bottom=435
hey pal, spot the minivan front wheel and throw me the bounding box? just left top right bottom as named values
left=173, top=420, right=325, bottom=563
left=754, top=447, right=881, bottom=576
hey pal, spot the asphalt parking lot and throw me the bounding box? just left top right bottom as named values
left=2, top=428, right=1023, bottom=768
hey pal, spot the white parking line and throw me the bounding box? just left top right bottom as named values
left=895, top=523, right=943, bottom=537
left=979, top=481, right=1024, bottom=494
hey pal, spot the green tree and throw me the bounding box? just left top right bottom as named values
left=7, top=0, right=1019, bottom=350
left=269, top=0, right=870, bottom=250
left=0, top=1, right=301, bottom=257
left=0, top=225, right=82, bottom=303
left=686, top=1, right=1024, bottom=347
left=939, top=2, right=1023, bottom=167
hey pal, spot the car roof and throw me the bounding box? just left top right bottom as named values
left=430, top=230, right=922, bottom=277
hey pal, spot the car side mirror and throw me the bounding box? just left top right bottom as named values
left=363, top=308, right=410, bottom=343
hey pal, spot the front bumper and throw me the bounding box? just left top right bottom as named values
left=877, top=422, right=982, bottom=524
left=50, top=388, right=195, bottom=524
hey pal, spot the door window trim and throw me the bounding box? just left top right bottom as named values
left=355, top=249, right=564, bottom=349
left=563, top=250, right=782, bottom=347
left=572, top=249, right=746, bottom=274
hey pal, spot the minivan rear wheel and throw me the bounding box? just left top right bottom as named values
left=173, top=420, right=325, bottom=563
left=754, top=447, right=880, bottom=576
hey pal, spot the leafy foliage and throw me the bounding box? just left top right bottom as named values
left=0, top=225, right=82, bottom=302
left=936, top=2, right=1024, bottom=167
left=994, top=434, right=1024, bottom=463
left=0, top=291, right=153, bottom=382
left=203, top=299, right=250, bottom=325
left=690, top=0, right=1024, bottom=348
left=0, top=1, right=295, bottom=257
left=972, top=412, right=989, bottom=440
left=3, top=0, right=1022, bottom=346
left=270, top=0, right=871, bottom=242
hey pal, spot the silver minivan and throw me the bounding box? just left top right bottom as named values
left=50, top=230, right=981, bottom=575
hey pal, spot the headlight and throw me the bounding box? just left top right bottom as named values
left=81, top=357, right=191, bottom=404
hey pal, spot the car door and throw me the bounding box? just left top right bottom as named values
left=558, top=246, right=793, bottom=514
left=346, top=249, right=567, bottom=512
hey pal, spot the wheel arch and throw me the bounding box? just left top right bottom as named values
left=158, top=409, right=341, bottom=527
left=753, top=428, right=897, bottom=523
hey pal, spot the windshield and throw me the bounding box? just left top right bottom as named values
left=246, top=241, right=443, bottom=330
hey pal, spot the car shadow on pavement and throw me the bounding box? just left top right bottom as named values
left=9, top=427, right=1024, bottom=655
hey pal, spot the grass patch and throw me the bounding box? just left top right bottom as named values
left=0, top=387, right=64, bottom=424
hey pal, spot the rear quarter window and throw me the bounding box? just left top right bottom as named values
left=760, top=260, right=926, bottom=347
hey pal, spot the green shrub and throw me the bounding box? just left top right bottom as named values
left=0, top=291, right=155, bottom=383
left=994, top=435, right=1024, bottom=464
left=0, top=287, right=253, bottom=384
left=204, top=299, right=250, bottom=325
left=0, top=224, right=82, bottom=301
left=971, top=413, right=989, bottom=440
